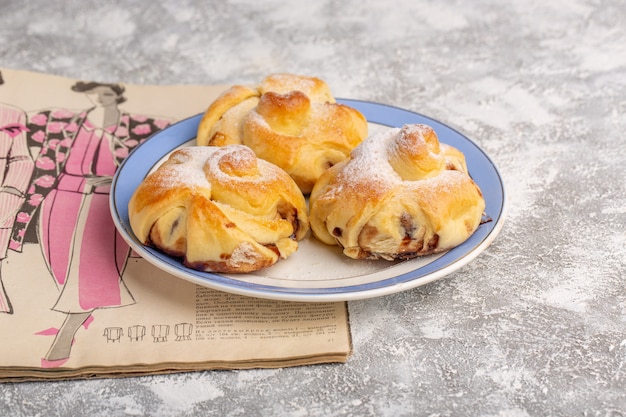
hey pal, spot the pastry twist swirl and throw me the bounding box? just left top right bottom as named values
left=129, top=145, right=309, bottom=273
left=309, top=124, right=485, bottom=260
left=196, top=73, right=368, bottom=194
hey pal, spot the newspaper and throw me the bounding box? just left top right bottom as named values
left=0, top=68, right=352, bottom=381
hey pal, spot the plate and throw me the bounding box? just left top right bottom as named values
left=110, top=100, right=506, bottom=302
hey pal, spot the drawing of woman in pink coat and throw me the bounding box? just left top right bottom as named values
left=0, top=103, right=34, bottom=314
left=11, top=81, right=170, bottom=366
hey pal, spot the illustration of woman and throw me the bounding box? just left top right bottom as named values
left=11, top=81, right=170, bottom=366
left=0, top=103, right=34, bottom=314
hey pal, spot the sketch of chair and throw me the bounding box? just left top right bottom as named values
left=128, top=325, right=146, bottom=342
left=103, top=327, right=123, bottom=343
left=175, top=323, right=193, bottom=341
left=151, top=324, right=169, bottom=342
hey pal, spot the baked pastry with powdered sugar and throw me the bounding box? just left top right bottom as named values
left=196, top=73, right=368, bottom=194
left=309, top=124, right=485, bottom=261
left=128, top=145, right=309, bottom=273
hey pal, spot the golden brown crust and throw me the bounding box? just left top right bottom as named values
left=309, top=124, right=485, bottom=261
left=259, top=73, right=335, bottom=103
left=128, top=145, right=309, bottom=273
left=196, top=84, right=259, bottom=146
left=195, top=73, right=368, bottom=193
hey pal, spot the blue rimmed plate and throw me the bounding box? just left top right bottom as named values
left=110, top=100, right=506, bottom=302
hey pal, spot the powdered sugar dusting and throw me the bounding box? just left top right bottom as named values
left=337, top=125, right=469, bottom=190
left=343, top=127, right=403, bottom=187
left=150, top=145, right=287, bottom=194
left=206, top=144, right=282, bottom=186
left=261, top=73, right=332, bottom=101
left=153, top=146, right=218, bottom=190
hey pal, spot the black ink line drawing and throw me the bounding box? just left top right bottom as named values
left=152, top=324, right=169, bottom=342
left=103, top=327, right=124, bottom=343
left=175, top=322, right=193, bottom=341
left=128, top=324, right=146, bottom=342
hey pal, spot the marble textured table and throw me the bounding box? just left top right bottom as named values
left=1, top=0, right=625, bottom=415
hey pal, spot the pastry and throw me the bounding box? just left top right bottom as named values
left=309, top=124, right=485, bottom=260
left=196, top=73, right=368, bottom=194
left=128, top=144, right=309, bottom=273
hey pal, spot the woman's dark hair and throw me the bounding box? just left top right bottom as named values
left=71, top=81, right=127, bottom=104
